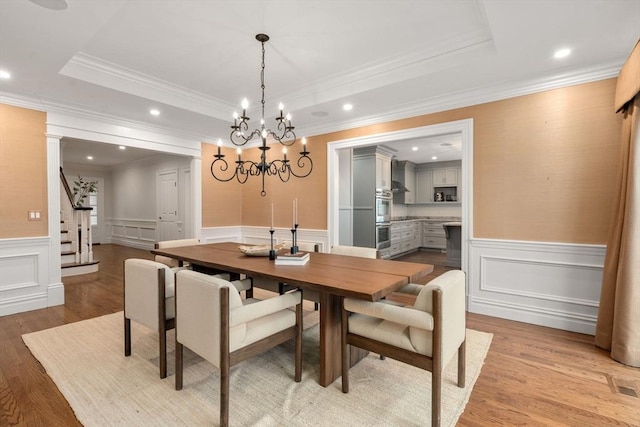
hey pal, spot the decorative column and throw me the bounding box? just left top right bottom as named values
left=46, top=133, right=64, bottom=306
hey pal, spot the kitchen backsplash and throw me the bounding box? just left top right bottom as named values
left=392, top=202, right=461, bottom=218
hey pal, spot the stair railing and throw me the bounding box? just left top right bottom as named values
left=60, top=168, right=94, bottom=263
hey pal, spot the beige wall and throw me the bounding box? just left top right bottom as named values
left=202, top=78, right=621, bottom=244
left=0, top=104, right=48, bottom=238
left=0, top=78, right=620, bottom=245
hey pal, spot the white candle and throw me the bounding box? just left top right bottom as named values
left=292, top=199, right=295, bottom=228
left=295, top=198, right=298, bottom=225
left=271, top=203, right=274, bottom=230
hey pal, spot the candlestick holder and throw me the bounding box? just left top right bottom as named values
left=269, top=229, right=276, bottom=260
left=290, top=224, right=299, bottom=254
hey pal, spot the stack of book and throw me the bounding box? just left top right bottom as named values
left=275, top=252, right=310, bottom=266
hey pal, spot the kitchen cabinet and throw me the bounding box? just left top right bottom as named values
left=422, top=220, right=447, bottom=249
left=375, top=155, right=392, bottom=191
left=390, top=220, right=421, bottom=257
left=432, top=167, right=457, bottom=186
left=352, top=146, right=393, bottom=248
left=414, top=161, right=461, bottom=204
left=415, top=170, right=432, bottom=203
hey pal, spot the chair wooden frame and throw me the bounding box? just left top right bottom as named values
left=341, top=289, right=466, bottom=427
left=175, top=286, right=303, bottom=427
left=123, top=261, right=175, bottom=379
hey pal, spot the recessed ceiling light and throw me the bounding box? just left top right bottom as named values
left=412, top=147, right=418, bottom=151
left=118, top=145, right=126, bottom=150
left=150, top=109, right=160, bottom=116
left=0, top=70, right=10, bottom=79
left=87, top=156, right=94, bottom=160
left=432, top=156, right=438, bottom=160
left=343, top=104, right=353, bottom=111
left=554, top=48, right=571, bottom=59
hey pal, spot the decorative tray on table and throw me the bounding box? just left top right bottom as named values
left=238, top=244, right=285, bottom=257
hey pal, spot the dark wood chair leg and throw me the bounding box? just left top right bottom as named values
left=341, top=300, right=349, bottom=393
left=245, top=277, right=253, bottom=299
left=458, top=339, right=466, bottom=388
left=159, top=329, right=167, bottom=379
left=295, top=301, right=302, bottom=382
left=220, top=287, right=230, bottom=427
left=433, top=370, right=441, bottom=427
left=124, top=317, right=131, bottom=356
left=175, top=341, right=183, bottom=390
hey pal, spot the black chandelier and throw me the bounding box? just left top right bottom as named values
left=210, top=33, right=313, bottom=196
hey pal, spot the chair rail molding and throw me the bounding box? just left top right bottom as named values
left=108, top=218, right=159, bottom=251
left=468, top=238, right=606, bottom=335
left=201, top=226, right=329, bottom=253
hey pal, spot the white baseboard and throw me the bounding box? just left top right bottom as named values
left=468, top=239, right=605, bottom=335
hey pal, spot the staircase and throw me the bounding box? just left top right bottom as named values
left=60, top=168, right=100, bottom=277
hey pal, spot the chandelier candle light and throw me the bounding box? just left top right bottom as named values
left=290, top=198, right=299, bottom=254
left=269, top=202, right=276, bottom=260
left=210, top=34, right=313, bottom=196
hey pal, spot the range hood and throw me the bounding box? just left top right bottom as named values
left=391, top=180, right=409, bottom=193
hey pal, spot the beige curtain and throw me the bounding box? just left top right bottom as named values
left=595, top=40, right=640, bottom=367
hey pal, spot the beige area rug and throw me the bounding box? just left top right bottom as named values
left=23, top=311, right=492, bottom=426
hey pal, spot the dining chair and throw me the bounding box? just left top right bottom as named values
left=123, top=258, right=176, bottom=379
left=154, top=238, right=200, bottom=268
left=341, top=270, right=466, bottom=427
left=174, top=270, right=302, bottom=427
left=155, top=238, right=254, bottom=298
left=252, top=240, right=321, bottom=310
left=330, top=245, right=379, bottom=259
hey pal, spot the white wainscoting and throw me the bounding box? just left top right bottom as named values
left=0, top=237, right=64, bottom=316
left=107, top=218, right=158, bottom=251
left=468, top=239, right=606, bottom=335
left=201, top=226, right=329, bottom=253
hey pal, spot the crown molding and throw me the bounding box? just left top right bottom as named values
left=2, top=61, right=622, bottom=147
left=59, top=52, right=235, bottom=120
left=299, top=61, right=622, bottom=138
left=0, top=92, right=210, bottom=143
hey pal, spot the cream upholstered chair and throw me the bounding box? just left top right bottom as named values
left=175, top=270, right=302, bottom=427
left=341, top=270, right=466, bottom=427
left=155, top=238, right=253, bottom=297
left=252, top=240, right=320, bottom=309
left=330, top=245, right=378, bottom=259
left=123, top=258, right=177, bottom=379
left=154, top=238, right=200, bottom=268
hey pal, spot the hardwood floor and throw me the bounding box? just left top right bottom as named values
left=1, top=244, right=638, bottom=426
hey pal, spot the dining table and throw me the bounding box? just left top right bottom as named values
left=151, top=242, right=434, bottom=386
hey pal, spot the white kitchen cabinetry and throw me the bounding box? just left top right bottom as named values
left=390, top=220, right=421, bottom=257
left=352, top=146, right=393, bottom=248
left=432, top=167, right=457, bottom=186
left=375, top=155, right=392, bottom=191
left=422, top=220, right=447, bottom=249
left=415, top=170, right=432, bottom=203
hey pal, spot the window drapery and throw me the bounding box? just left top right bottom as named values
left=595, top=39, right=640, bottom=367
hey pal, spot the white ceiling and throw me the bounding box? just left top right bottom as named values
left=1, top=0, right=638, bottom=166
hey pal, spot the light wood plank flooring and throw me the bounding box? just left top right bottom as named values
left=0, top=244, right=638, bottom=426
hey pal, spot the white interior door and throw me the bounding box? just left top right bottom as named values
left=157, top=169, right=178, bottom=242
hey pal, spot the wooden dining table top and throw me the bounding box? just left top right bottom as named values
left=151, top=242, right=433, bottom=302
